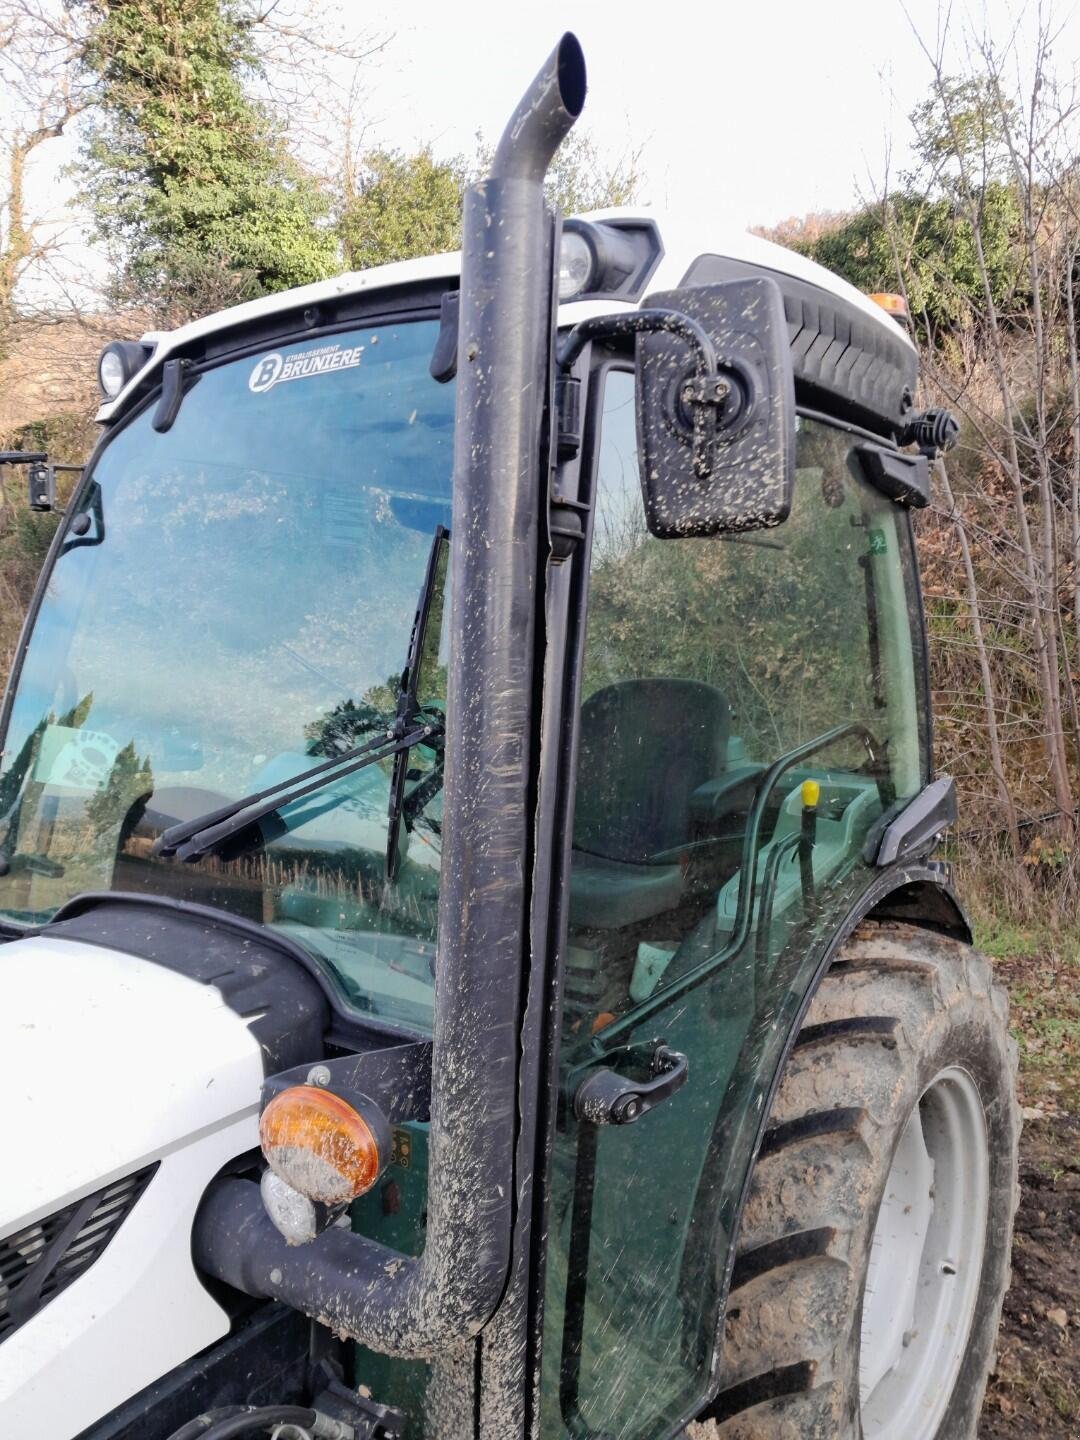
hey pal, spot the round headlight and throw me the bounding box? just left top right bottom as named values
left=97, top=340, right=151, bottom=399
left=98, top=348, right=127, bottom=398
left=558, top=228, right=597, bottom=301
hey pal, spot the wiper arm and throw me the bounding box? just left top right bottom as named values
left=385, top=525, right=449, bottom=882
left=154, top=720, right=441, bottom=865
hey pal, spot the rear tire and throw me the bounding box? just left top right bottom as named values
left=689, top=921, right=1020, bottom=1440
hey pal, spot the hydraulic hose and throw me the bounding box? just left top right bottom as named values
left=165, top=1406, right=332, bottom=1440
left=165, top=1407, right=248, bottom=1440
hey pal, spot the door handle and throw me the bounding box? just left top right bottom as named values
left=573, top=1043, right=689, bottom=1126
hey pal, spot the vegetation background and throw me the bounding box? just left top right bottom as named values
left=0, top=1, right=1075, bottom=1432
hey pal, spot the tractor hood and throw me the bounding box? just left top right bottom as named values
left=0, top=932, right=264, bottom=1236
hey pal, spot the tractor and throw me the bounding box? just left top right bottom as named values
left=0, top=33, right=1018, bottom=1440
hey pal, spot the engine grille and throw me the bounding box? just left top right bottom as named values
left=0, top=1165, right=157, bottom=1342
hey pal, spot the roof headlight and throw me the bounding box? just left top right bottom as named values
left=558, top=218, right=664, bottom=305
left=559, top=227, right=598, bottom=301
left=97, top=340, right=151, bottom=399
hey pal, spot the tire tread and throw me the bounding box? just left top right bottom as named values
left=689, top=921, right=1018, bottom=1440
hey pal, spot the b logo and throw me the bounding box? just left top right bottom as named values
left=249, top=353, right=284, bottom=393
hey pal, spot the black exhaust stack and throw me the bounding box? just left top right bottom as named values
left=490, top=33, right=587, bottom=181
left=194, top=36, right=585, bottom=1356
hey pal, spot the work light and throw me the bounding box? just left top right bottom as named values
left=557, top=217, right=664, bottom=304
left=97, top=340, right=152, bottom=399
left=868, top=292, right=910, bottom=321
left=559, top=228, right=598, bottom=300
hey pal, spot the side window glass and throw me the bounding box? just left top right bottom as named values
left=540, top=370, right=927, bottom=1439
left=563, top=371, right=924, bottom=1033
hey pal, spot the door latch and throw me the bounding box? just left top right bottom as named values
left=573, top=1042, right=689, bottom=1126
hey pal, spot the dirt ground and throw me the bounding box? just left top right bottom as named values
left=978, top=942, right=1079, bottom=1437
left=978, top=1114, right=1078, bottom=1437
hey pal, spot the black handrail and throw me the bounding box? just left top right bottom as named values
left=594, top=722, right=882, bottom=1046
left=754, top=830, right=804, bottom=971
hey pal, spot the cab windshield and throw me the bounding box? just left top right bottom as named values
left=0, top=318, right=454, bottom=1031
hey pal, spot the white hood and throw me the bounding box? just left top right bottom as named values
left=2, top=933, right=263, bottom=1235
left=1, top=932, right=266, bottom=1439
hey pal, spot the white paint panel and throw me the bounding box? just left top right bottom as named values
left=0, top=1117, right=257, bottom=1439
left=0, top=936, right=265, bottom=1437
left=1, top=936, right=262, bottom=1233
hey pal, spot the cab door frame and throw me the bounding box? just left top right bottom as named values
left=517, top=360, right=963, bottom=1440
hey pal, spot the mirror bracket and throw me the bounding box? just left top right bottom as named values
left=0, top=451, right=83, bottom=513
left=556, top=307, right=726, bottom=475
left=26, top=461, right=57, bottom=512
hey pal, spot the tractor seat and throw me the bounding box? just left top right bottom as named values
left=569, top=678, right=730, bottom=932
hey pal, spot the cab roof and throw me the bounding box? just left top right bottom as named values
left=95, top=206, right=913, bottom=425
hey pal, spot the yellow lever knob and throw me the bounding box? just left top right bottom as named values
left=801, top=779, right=821, bottom=809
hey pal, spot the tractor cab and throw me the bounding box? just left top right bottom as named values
left=0, top=34, right=1016, bottom=1440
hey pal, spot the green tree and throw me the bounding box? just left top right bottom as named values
left=771, top=76, right=1026, bottom=340
left=84, top=740, right=154, bottom=852
left=337, top=130, right=644, bottom=272
left=798, top=185, right=1023, bottom=335
left=908, top=76, right=1015, bottom=187
left=543, top=130, right=642, bottom=215
left=339, top=148, right=468, bottom=271
left=79, top=0, right=336, bottom=304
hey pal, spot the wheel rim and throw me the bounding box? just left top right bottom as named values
left=859, top=1066, right=989, bottom=1440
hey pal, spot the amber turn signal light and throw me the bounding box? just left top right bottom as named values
left=868, top=292, right=909, bottom=319
left=259, top=1084, right=389, bottom=1207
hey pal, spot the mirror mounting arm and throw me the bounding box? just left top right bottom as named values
left=556, top=306, right=718, bottom=373
left=556, top=307, right=726, bottom=478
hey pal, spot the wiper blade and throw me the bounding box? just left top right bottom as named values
left=154, top=720, right=441, bottom=865
left=0, top=851, right=65, bottom=878
left=385, top=525, right=449, bottom=882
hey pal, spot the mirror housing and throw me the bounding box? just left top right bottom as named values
left=635, top=278, right=795, bottom=536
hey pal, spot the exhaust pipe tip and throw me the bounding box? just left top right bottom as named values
left=555, top=31, right=587, bottom=120
left=491, top=31, right=587, bottom=183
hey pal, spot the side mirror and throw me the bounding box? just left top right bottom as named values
left=635, top=278, right=795, bottom=536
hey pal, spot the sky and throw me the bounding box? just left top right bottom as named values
left=16, top=0, right=1080, bottom=305
left=363, top=0, right=937, bottom=227
left=359, top=0, right=1080, bottom=225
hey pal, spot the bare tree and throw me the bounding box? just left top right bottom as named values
left=935, top=456, right=1023, bottom=855
left=244, top=0, right=390, bottom=174
left=1066, top=235, right=1080, bottom=679
left=860, top=118, right=1028, bottom=856
left=0, top=0, right=94, bottom=337
left=900, top=3, right=1079, bottom=837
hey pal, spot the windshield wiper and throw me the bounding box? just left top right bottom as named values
left=154, top=524, right=450, bottom=869
left=153, top=720, right=442, bottom=865
left=385, top=525, right=449, bottom=882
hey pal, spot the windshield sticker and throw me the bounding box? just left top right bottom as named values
left=33, top=725, right=121, bottom=791
left=248, top=342, right=364, bottom=394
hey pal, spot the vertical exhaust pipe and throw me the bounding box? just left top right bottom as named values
left=193, top=36, right=586, bottom=1356
left=426, top=23, right=585, bottom=1328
